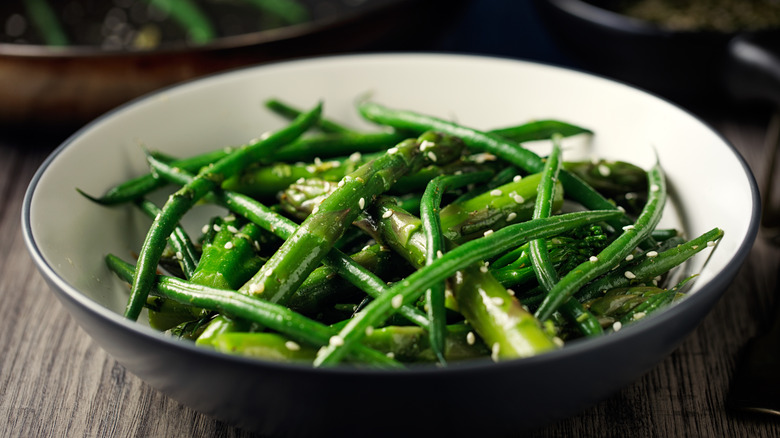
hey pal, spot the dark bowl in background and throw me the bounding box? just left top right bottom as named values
left=534, top=0, right=780, bottom=108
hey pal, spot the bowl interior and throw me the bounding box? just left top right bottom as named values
left=26, top=53, right=757, bottom=347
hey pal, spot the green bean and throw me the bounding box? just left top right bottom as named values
left=313, top=209, right=623, bottom=366
left=271, top=132, right=407, bottom=161
left=357, top=101, right=624, bottom=220
left=134, top=198, right=199, bottom=279
left=23, top=0, right=69, bottom=46
left=107, top=254, right=402, bottom=368
left=265, top=98, right=353, bottom=133
left=490, top=120, right=593, bottom=143
left=534, top=160, right=667, bottom=322
left=420, top=172, right=492, bottom=364
left=575, top=227, right=724, bottom=302
left=79, top=148, right=232, bottom=205
left=528, top=137, right=602, bottom=337
left=124, top=102, right=321, bottom=320
left=529, top=139, right=563, bottom=292
left=241, top=0, right=309, bottom=25
left=143, top=0, right=216, bottom=44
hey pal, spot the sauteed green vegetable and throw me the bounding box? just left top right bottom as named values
left=82, top=98, right=723, bottom=368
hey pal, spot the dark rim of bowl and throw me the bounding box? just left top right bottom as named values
left=0, top=0, right=413, bottom=58
left=21, top=52, right=762, bottom=377
left=543, top=0, right=746, bottom=38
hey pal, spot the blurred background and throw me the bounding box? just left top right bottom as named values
left=4, top=0, right=780, bottom=130
left=6, top=0, right=780, bottom=127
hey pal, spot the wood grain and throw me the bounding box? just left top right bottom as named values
left=2, top=107, right=779, bottom=437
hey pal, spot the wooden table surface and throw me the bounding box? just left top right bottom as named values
left=1, top=98, right=779, bottom=437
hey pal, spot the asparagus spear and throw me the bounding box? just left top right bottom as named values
left=212, top=323, right=489, bottom=363
left=238, top=131, right=466, bottom=304
left=366, top=197, right=560, bottom=360
left=280, top=171, right=562, bottom=245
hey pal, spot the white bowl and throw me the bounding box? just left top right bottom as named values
left=23, top=53, right=759, bottom=437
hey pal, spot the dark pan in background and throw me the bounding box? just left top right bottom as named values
left=0, top=0, right=465, bottom=128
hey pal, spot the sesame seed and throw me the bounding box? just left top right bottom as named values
left=707, top=240, right=716, bottom=247
left=650, top=184, right=660, bottom=192
left=314, top=157, right=323, bottom=166
left=624, top=271, right=637, bottom=279
left=589, top=256, right=599, bottom=262
left=386, top=352, right=395, bottom=359
left=491, top=297, right=504, bottom=306
left=201, top=224, right=210, bottom=234
left=356, top=176, right=365, bottom=184
left=598, top=164, right=611, bottom=177
left=338, top=179, right=346, bottom=188
left=491, top=343, right=501, bottom=361
left=420, top=140, right=435, bottom=150
left=285, top=341, right=301, bottom=351
left=506, top=288, right=516, bottom=296
left=305, top=165, right=316, bottom=173
left=427, top=151, right=438, bottom=162
left=312, top=206, right=319, bottom=214
left=490, top=189, right=503, bottom=197
left=391, top=294, right=403, bottom=309
left=358, top=197, right=366, bottom=209
left=329, top=335, right=344, bottom=346
left=213, top=224, right=222, bottom=232
left=382, top=210, right=393, bottom=219
left=633, top=312, right=646, bottom=320
left=622, top=225, right=635, bottom=231
left=552, top=337, right=564, bottom=347
left=248, top=283, right=264, bottom=294
left=296, top=177, right=306, bottom=184
left=646, top=251, right=658, bottom=258
left=387, top=147, right=398, bottom=155
left=513, top=194, right=525, bottom=203
left=264, top=269, right=273, bottom=277
left=513, top=175, right=523, bottom=182
left=466, top=331, right=476, bottom=345
left=506, top=212, right=518, bottom=222
left=436, top=250, right=443, bottom=258
left=365, top=326, right=374, bottom=336
left=480, top=264, right=489, bottom=273
left=349, top=152, right=362, bottom=161
left=175, top=251, right=183, bottom=260
left=224, top=242, right=233, bottom=250
left=483, top=229, right=494, bottom=237
left=227, top=225, right=239, bottom=234
left=612, top=321, right=622, bottom=332
left=625, top=254, right=634, bottom=261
